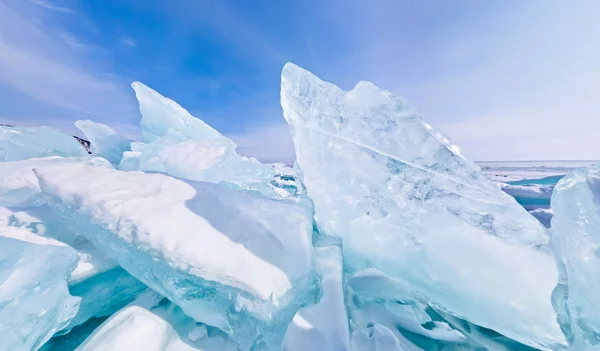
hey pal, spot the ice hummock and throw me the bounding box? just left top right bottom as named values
left=550, top=164, right=600, bottom=348
left=0, top=126, right=88, bottom=161
left=281, top=62, right=565, bottom=349
left=130, top=82, right=304, bottom=199
left=76, top=291, right=241, bottom=351
left=75, top=119, right=131, bottom=165
left=35, top=164, right=317, bottom=350
left=0, top=225, right=80, bottom=351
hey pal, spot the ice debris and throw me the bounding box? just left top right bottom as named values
left=76, top=291, right=240, bottom=351
left=75, top=120, right=131, bottom=165
left=0, top=126, right=88, bottom=161
left=281, top=62, right=565, bottom=349
left=550, top=164, right=600, bottom=349
left=35, top=164, right=317, bottom=350
left=0, top=226, right=80, bottom=351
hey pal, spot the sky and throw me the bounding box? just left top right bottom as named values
left=0, top=0, right=598, bottom=162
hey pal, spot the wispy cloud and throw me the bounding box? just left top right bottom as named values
left=28, top=0, right=72, bottom=13
left=0, top=0, right=138, bottom=136
left=120, top=36, right=137, bottom=47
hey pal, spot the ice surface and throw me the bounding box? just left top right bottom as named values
left=76, top=291, right=240, bottom=351
left=131, top=82, right=303, bottom=198
left=75, top=120, right=131, bottom=165
left=477, top=160, right=597, bottom=183
left=0, top=226, right=80, bottom=351
left=550, top=164, right=600, bottom=348
left=0, top=156, right=113, bottom=208
left=501, top=184, right=553, bottom=208
left=35, top=164, right=317, bottom=350
left=281, top=63, right=565, bottom=349
left=282, top=243, right=351, bottom=351
left=0, top=126, right=88, bottom=161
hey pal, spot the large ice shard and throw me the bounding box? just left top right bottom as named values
left=35, top=164, right=317, bottom=350
left=0, top=226, right=80, bottom=351
left=283, top=242, right=351, bottom=351
left=550, top=164, right=600, bottom=348
left=76, top=291, right=240, bottom=351
left=130, top=82, right=303, bottom=198
left=281, top=63, right=565, bottom=349
left=0, top=126, right=88, bottom=161
left=132, top=82, right=229, bottom=144
left=74, top=120, right=131, bottom=165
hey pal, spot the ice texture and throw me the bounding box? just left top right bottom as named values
left=35, top=164, right=317, bottom=350
left=0, top=126, right=88, bottom=161
left=0, top=156, right=113, bottom=208
left=75, top=120, right=131, bottom=165
left=130, top=82, right=303, bottom=198
left=550, top=164, right=600, bottom=348
left=118, top=151, right=140, bottom=171
left=76, top=291, right=240, bottom=351
left=281, top=63, right=565, bottom=349
left=283, top=243, right=351, bottom=351
left=0, top=226, right=80, bottom=351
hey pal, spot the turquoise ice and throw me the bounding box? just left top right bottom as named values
left=550, top=164, right=600, bottom=349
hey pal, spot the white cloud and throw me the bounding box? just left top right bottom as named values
left=27, top=0, right=72, bottom=13
left=0, top=0, right=137, bottom=133
left=120, top=37, right=137, bottom=47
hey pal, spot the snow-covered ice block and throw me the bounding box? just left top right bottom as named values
left=0, top=156, right=113, bottom=208
left=550, top=164, right=600, bottom=349
left=36, top=164, right=317, bottom=350
left=75, top=120, right=131, bottom=165
left=76, top=291, right=240, bottom=351
left=281, top=63, right=564, bottom=349
left=0, top=126, right=88, bottom=161
left=283, top=244, right=351, bottom=351
left=0, top=226, right=80, bottom=351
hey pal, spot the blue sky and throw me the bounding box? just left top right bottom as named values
left=0, top=0, right=598, bottom=162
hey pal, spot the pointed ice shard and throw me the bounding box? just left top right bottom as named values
left=132, top=82, right=230, bottom=145
left=75, top=120, right=131, bottom=165
left=0, top=126, right=88, bottom=161
left=0, top=226, right=80, bottom=351
left=550, top=164, right=600, bottom=349
left=130, top=82, right=303, bottom=198
left=35, top=164, right=317, bottom=350
left=281, top=63, right=565, bottom=349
